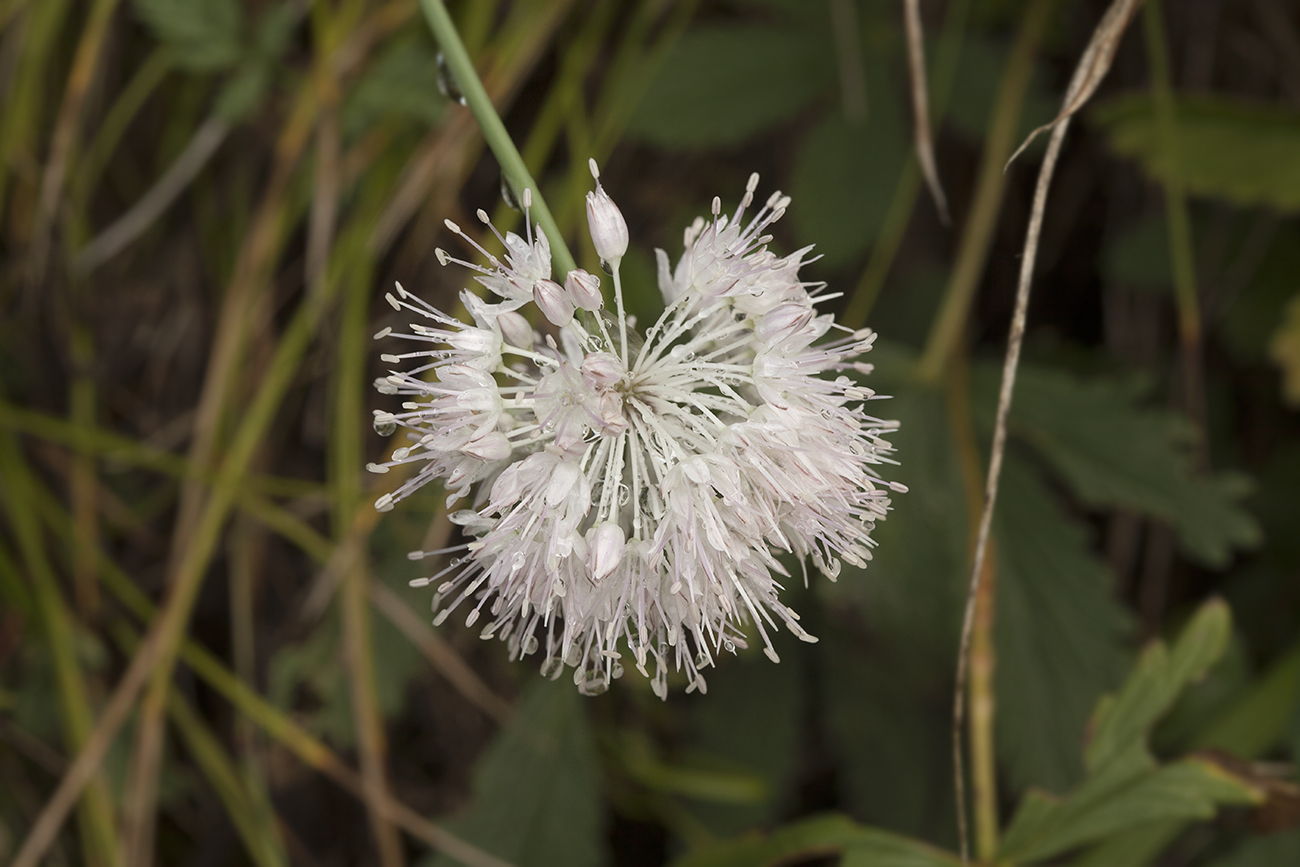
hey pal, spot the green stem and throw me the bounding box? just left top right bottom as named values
left=917, top=0, right=1055, bottom=384
left=839, top=0, right=973, bottom=330
left=1143, top=0, right=1205, bottom=454
left=419, top=0, right=577, bottom=277
left=0, top=432, right=120, bottom=867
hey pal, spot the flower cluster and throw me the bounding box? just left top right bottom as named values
left=370, top=161, right=902, bottom=696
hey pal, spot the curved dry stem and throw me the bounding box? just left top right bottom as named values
left=950, top=3, right=1144, bottom=861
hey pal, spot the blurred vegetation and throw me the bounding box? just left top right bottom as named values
left=1, top=0, right=1299, bottom=866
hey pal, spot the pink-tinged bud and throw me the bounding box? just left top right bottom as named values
left=565, top=268, right=604, bottom=311
left=581, top=352, right=625, bottom=390
left=588, top=522, right=626, bottom=582
left=462, top=431, right=511, bottom=461
left=497, top=310, right=534, bottom=348
left=585, top=159, right=628, bottom=265
left=755, top=303, right=815, bottom=344
left=533, top=278, right=575, bottom=326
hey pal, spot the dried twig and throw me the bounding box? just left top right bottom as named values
left=904, top=0, right=950, bottom=224
left=951, top=2, right=1144, bottom=862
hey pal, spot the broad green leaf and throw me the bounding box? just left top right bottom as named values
left=835, top=382, right=968, bottom=663
left=1086, top=601, right=1231, bottom=772
left=819, top=373, right=960, bottom=844
left=625, top=25, right=833, bottom=148
left=790, top=105, right=907, bottom=266
left=995, top=365, right=1260, bottom=567
left=1070, top=820, right=1183, bottom=867
left=996, top=602, right=1264, bottom=864
left=1193, top=641, right=1300, bottom=759
left=215, top=64, right=271, bottom=123
left=132, top=0, right=243, bottom=72
left=1093, top=95, right=1300, bottom=212
left=343, top=35, right=447, bottom=137
left=999, top=757, right=1261, bottom=863
left=670, top=814, right=958, bottom=867
left=429, top=679, right=605, bottom=867
left=994, top=455, right=1132, bottom=793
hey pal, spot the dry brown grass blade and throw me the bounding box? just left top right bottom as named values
left=903, top=0, right=950, bottom=224
left=951, top=1, right=1145, bottom=862
left=11, top=626, right=161, bottom=867
left=1004, top=0, right=1144, bottom=169
left=28, top=0, right=119, bottom=282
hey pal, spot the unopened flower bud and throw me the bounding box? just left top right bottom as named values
left=588, top=522, right=626, bottom=582
left=565, top=268, right=604, bottom=311
left=585, top=159, right=628, bottom=265
left=581, top=352, right=625, bottom=390
left=497, top=310, right=534, bottom=349
left=462, top=431, right=512, bottom=461
left=532, top=279, right=575, bottom=326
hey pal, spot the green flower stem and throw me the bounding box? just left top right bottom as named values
left=1143, top=0, right=1205, bottom=452
left=419, top=0, right=577, bottom=278
left=0, top=432, right=120, bottom=867
left=840, top=0, right=972, bottom=330
left=917, top=0, right=1054, bottom=383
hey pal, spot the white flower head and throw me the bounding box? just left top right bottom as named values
left=372, top=165, right=903, bottom=697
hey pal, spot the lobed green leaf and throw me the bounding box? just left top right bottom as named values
left=996, top=365, right=1260, bottom=567
left=1093, top=95, right=1300, bottom=212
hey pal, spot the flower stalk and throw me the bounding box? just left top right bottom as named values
left=418, top=0, right=577, bottom=278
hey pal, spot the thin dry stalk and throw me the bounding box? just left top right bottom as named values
left=72, top=117, right=230, bottom=275
left=946, top=354, right=1000, bottom=860
left=951, top=2, right=1144, bottom=861
left=903, top=0, right=950, bottom=224
left=10, top=627, right=162, bottom=867
left=28, top=0, right=119, bottom=281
